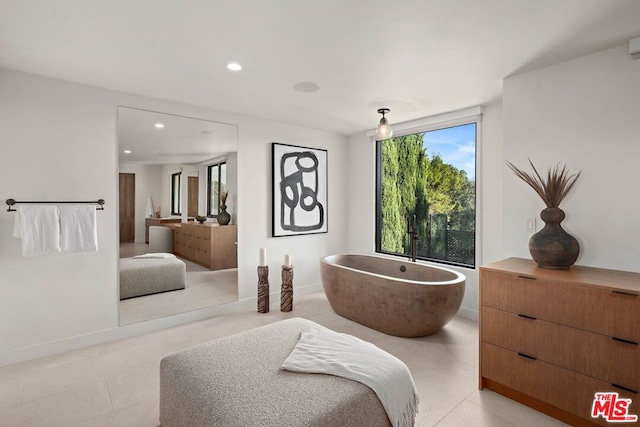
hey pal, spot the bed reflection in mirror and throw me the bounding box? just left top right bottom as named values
left=117, top=107, right=238, bottom=326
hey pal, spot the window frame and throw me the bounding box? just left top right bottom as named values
left=206, top=161, right=227, bottom=218
left=374, top=115, right=481, bottom=270
left=170, top=171, right=182, bottom=216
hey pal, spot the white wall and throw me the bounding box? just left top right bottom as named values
left=225, top=152, right=238, bottom=224
left=0, top=68, right=348, bottom=364
left=8, top=43, right=633, bottom=364
left=346, top=104, right=504, bottom=321
left=503, top=45, right=640, bottom=272
left=118, top=163, right=163, bottom=242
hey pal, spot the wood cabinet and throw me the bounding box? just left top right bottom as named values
left=480, top=258, right=640, bottom=427
left=173, top=223, right=237, bottom=270
left=187, top=176, right=198, bottom=217
left=119, top=173, right=135, bottom=243
left=145, top=217, right=182, bottom=243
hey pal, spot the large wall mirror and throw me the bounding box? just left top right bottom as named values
left=117, top=107, right=238, bottom=326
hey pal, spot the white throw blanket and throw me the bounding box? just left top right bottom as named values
left=13, top=206, right=61, bottom=257
left=133, top=253, right=176, bottom=259
left=59, top=205, right=98, bottom=253
left=281, top=326, right=419, bottom=427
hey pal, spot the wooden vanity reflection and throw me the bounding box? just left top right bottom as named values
left=171, top=223, right=237, bottom=270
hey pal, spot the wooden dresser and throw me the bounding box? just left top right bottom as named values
left=480, top=258, right=640, bottom=426
left=173, top=223, right=237, bottom=271
left=145, top=217, right=181, bottom=243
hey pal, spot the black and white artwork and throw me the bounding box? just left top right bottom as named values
left=272, top=143, right=328, bottom=237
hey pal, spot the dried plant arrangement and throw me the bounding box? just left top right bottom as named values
left=506, top=159, right=581, bottom=208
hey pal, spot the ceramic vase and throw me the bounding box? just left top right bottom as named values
left=217, top=204, right=231, bottom=225
left=529, top=207, right=579, bottom=269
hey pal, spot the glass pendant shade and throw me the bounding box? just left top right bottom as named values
left=375, top=108, right=393, bottom=140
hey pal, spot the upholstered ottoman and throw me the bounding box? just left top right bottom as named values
left=148, top=226, right=174, bottom=253
left=119, top=254, right=186, bottom=300
left=159, top=318, right=391, bottom=427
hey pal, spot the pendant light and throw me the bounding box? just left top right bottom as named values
left=376, top=108, right=393, bottom=140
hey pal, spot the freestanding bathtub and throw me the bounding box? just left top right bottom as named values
left=320, top=254, right=465, bottom=337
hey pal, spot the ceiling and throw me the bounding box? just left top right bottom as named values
left=117, top=107, right=237, bottom=164
left=1, top=0, right=640, bottom=136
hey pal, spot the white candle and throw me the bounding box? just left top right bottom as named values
left=284, top=254, right=292, bottom=267
left=259, top=248, right=267, bottom=267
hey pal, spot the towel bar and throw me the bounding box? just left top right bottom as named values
left=6, top=199, right=105, bottom=212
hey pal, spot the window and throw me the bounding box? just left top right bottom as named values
left=376, top=121, right=477, bottom=268
left=171, top=172, right=182, bottom=215
left=207, top=162, right=227, bottom=217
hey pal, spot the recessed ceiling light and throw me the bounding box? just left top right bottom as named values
left=293, top=82, right=320, bottom=93
left=155, top=123, right=165, bottom=129
left=227, top=62, right=242, bottom=71
left=123, top=150, right=132, bottom=154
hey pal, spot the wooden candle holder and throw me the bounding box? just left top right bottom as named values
left=257, top=265, right=269, bottom=313
left=281, top=265, right=293, bottom=312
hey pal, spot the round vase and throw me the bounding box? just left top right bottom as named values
left=529, top=207, right=579, bottom=269
left=217, top=204, right=231, bottom=225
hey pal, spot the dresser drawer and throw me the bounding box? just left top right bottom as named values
left=180, top=243, right=194, bottom=259
left=194, top=225, right=210, bottom=238
left=173, top=232, right=183, bottom=245
left=192, top=235, right=210, bottom=251
left=180, top=224, right=195, bottom=237
left=482, top=307, right=639, bottom=390
left=481, top=342, right=638, bottom=426
left=194, top=247, right=210, bottom=266
left=481, top=270, right=640, bottom=341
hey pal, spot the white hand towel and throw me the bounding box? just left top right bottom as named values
left=13, top=206, right=61, bottom=257
left=282, top=326, right=419, bottom=427
left=59, top=205, right=98, bottom=253
left=146, top=196, right=154, bottom=218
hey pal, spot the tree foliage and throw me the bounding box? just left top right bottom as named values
left=380, top=133, right=475, bottom=258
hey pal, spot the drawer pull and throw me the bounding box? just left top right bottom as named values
left=518, top=352, right=537, bottom=361
left=517, top=314, right=537, bottom=320
left=612, top=384, right=638, bottom=394
left=612, top=337, right=639, bottom=346
left=612, top=290, right=638, bottom=297
left=517, top=275, right=536, bottom=280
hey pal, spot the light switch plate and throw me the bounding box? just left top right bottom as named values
left=526, top=217, right=536, bottom=233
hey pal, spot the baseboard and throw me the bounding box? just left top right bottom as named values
left=0, top=283, right=325, bottom=367
left=457, top=305, right=479, bottom=322
left=268, top=282, right=323, bottom=299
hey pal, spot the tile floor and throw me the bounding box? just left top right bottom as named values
left=0, top=292, right=568, bottom=426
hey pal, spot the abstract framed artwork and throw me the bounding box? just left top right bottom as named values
left=272, top=143, right=328, bottom=237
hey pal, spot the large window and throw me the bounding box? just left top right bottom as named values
left=171, top=172, right=182, bottom=215
left=207, top=161, right=227, bottom=217
left=376, top=122, right=477, bottom=268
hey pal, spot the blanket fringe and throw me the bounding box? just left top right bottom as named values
left=398, top=391, right=419, bottom=427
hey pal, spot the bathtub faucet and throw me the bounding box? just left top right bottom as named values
left=408, top=230, right=419, bottom=262
left=407, top=215, right=419, bottom=262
